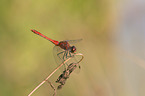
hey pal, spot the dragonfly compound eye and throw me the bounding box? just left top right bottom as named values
left=71, top=46, right=76, bottom=53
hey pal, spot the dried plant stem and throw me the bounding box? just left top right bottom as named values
left=47, top=81, right=56, bottom=96
left=28, top=53, right=84, bottom=96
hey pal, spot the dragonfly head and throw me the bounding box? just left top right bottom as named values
left=70, top=46, right=76, bottom=53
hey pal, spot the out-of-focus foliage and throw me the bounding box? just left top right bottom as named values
left=1, top=0, right=145, bottom=96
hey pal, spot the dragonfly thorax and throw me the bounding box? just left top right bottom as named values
left=58, top=41, right=76, bottom=53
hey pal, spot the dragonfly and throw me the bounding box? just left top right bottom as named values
left=31, top=29, right=82, bottom=72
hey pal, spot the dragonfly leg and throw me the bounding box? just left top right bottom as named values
left=65, top=51, right=73, bottom=59
left=57, top=51, right=68, bottom=70
left=68, top=52, right=72, bottom=57
left=62, top=51, right=67, bottom=60
left=62, top=51, right=69, bottom=70
left=66, top=51, right=73, bottom=58
left=57, top=51, right=65, bottom=61
left=65, top=51, right=68, bottom=59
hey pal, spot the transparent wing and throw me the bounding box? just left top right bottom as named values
left=66, top=39, right=82, bottom=44
left=53, top=46, right=65, bottom=72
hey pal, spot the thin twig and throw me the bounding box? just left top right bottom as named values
left=28, top=53, right=84, bottom=96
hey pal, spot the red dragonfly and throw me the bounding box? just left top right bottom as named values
left=31, top=29, right=82, bottom=71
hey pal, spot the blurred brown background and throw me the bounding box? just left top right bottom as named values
left=1, top=0, right=145, bottom=96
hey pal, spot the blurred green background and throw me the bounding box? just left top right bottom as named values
left=1, top=0, right=145, bottom=96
